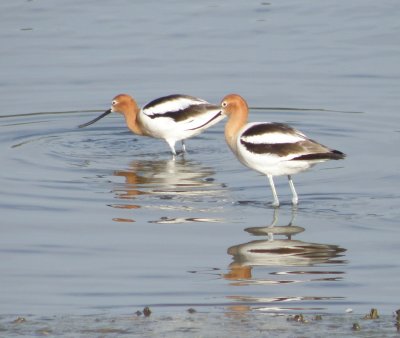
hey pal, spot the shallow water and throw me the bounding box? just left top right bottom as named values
left=2, top=311, right=399, bottom=338
left=1, top=0, right=400, bottom=327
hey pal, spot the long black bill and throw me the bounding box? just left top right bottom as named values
left=78, top=109, right=112, bottom=128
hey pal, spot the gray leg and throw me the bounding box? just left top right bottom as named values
left=267, top=208, right=279, bottom=241
left=267, top=174, right=280, bottom=207
left=181, top=140, right=187, bottom=153
left=271, top=207, right=278, bottom=226
left=287, top=175, right=298, bottom=205
left=289, top=204, right=297, bottom=226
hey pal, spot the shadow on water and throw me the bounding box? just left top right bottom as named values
left=223, top=208, right=347, bottom=312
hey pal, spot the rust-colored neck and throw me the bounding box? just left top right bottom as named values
left=123, top=103, right=144, bottom=136
left=113, top=94, right=145, bottom=136
left=223, top=94, right=249, bottom=152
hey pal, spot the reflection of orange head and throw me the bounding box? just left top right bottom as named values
left=111, top=169, right=143, bottom=218
left=114, top=169, right=139, bottom=185
left=111, top=204, right=140, bottom=210
left=113, top=168, right=147, bottom=200
left=225, top=305, right=252, bottom=320
left=112, top=218, right=135, bottom=223
left=114, top=168, right=149, bottom=186
left=224, top=264, right=252, bottom=280
left=228, top=305, right=251, bottom=312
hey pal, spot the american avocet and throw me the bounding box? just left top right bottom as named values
left=221, top=94, right=345, bottom=207
left=79, top=94, right=224, bottom=156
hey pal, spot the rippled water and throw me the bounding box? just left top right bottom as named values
left=1, top=0, right=400, bottom=328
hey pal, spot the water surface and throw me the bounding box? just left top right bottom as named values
left=1, top=0, right=400, bottom=325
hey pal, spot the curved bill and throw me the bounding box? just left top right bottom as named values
left=78, top=109, right=112, bottom=128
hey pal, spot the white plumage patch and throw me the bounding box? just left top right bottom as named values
left=241, top=132, right=305, bottom=144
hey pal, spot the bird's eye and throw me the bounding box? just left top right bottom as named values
left=222, top=101, right=227, bottom=107
left=112, top=100, right=117, bottom=106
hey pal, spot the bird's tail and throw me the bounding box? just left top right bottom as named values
left=293, top=149, right=346, bottom=161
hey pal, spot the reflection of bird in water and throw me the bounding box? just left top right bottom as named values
left=220, top=94, right=345, bottom=206
left=225, top=208, right=346, bottom=282
left=78, top=94, right=224, bottom=157
left=113, top=158, right=218, bottom=199
left=111, top=158, right=226, bottom=224
left=228, top=238, right=346, bottom=268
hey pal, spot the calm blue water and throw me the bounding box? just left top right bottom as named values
left=0, top=0, right=399, bottom=318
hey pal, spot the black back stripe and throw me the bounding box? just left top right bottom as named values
left=146, top=104, right=219, bottom=122
left=240, top=140, right=306, bottom=156
left=242, top=123, right=299, bottom=138
left=143, top=94, right=204, bottom=111
left=187, top=111, right=222, bottom=131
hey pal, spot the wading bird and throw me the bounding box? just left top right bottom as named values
left=79, top=94, right=224, bottom=157
left=220, top=94, right=345, bottom=207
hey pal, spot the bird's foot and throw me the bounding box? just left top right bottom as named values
left=271, top=200, right=280, bottom=208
